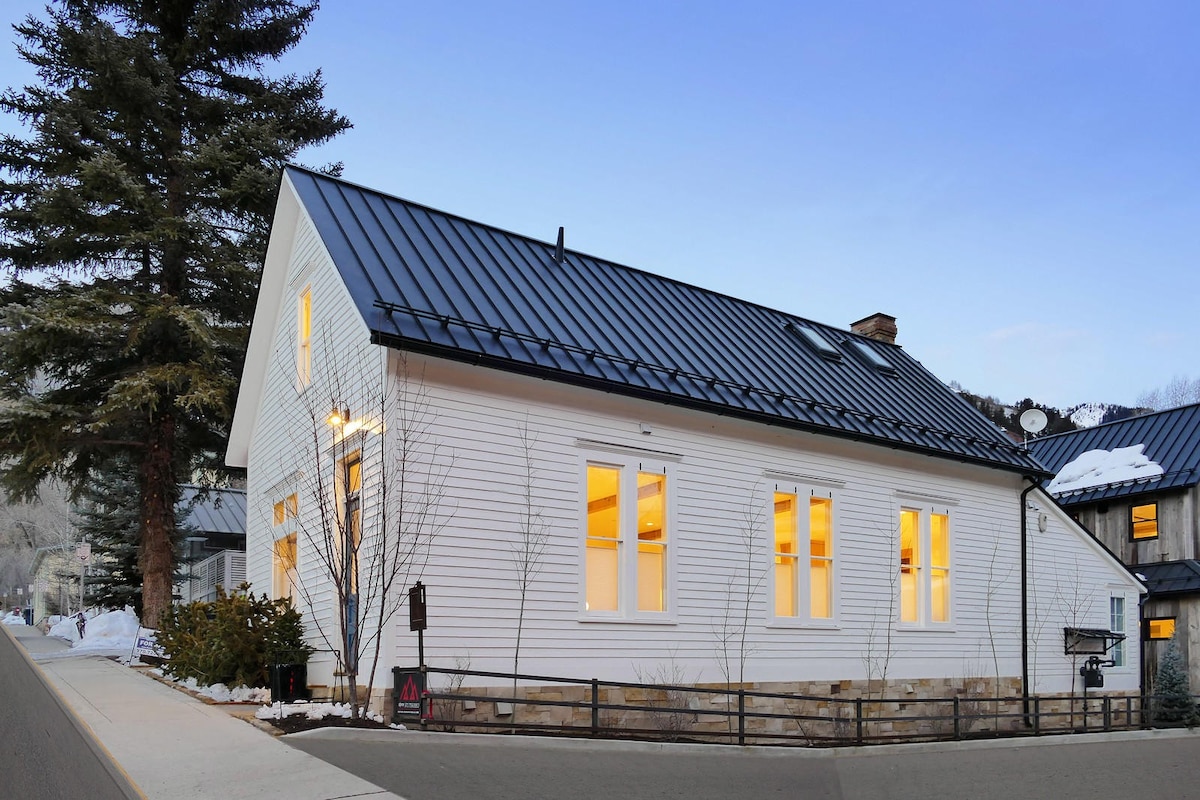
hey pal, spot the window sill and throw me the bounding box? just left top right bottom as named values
left=577, top=614, right=678, bottom=625
left=766, top=619, right=840, bottom=630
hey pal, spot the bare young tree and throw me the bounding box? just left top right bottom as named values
left=1137, top=375, right=1200, bottom=411
left=509, top=416, right=549, bottom=710
left=713, top=487, right=766, bottom=731
left=281, top=336, right=453, bottom=719
left=862, top=523, right=899, bottom=713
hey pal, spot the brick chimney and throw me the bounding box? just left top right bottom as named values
left=850, top=313, right=898, bottom=345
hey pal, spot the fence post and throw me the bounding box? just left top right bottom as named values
left=737, top=690, right=745, bottom=746
left=1103, top=696, right=1111, bottom=731
left=1033, top=696, right=1040, bottom=735
left=855, top=698, right=864, bottom=745
left=591, top=679, right=599, bottom=736
left=953, top=697, right=961, bottom=740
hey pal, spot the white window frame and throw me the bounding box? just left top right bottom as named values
left=767, top=482, right=839, bottom=627
left=579, top=453, right=676, bottom=622
left=271, top=492, right=299, bottom=602
left=896, top=501, right=954, bottom=628
left=297, top=285, right=312, bottom=389
left=1110, top=595, right=1127, bottom=668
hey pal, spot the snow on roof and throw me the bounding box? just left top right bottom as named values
left=1046, top=444, right=1164, bottom=495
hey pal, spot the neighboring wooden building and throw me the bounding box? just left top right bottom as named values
left=227, top=168, right=1142, bottom=714
left=1030, top=404, right=1200, bottom=692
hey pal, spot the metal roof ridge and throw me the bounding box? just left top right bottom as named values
left=288, top=165, right=889, bottom=343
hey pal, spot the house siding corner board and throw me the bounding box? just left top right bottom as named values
left=369, top=355, right=1136, bottom=694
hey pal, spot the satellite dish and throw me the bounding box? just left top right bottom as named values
left=1019, top=408, right=1048, bottom=434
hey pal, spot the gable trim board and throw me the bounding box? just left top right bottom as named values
left=228, top=169, right=1142, bottom=699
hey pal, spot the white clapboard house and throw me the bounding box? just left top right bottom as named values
left=227, top=167, right=1142, bottom=711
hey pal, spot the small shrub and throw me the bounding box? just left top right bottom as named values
left=157, top=583, right=314, bottom=688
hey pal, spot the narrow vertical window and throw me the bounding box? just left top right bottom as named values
left=342, top=454, right=361, bottom=596
left=1110, top=596, right=1126, bottom=667
left=929, top=513, right=950, bottom=622
left=636, top=472, right=667, bottom=612
left=585, top=465, right=620, bottom=612
left=899, top=509, right=920, bottom=623
left=809, top=497, right=833, bottom=619
left=774, top=493, right=798, bottom=617
left=297, top=286, right=312, bottom=386
left=272, top=492, right=299, bottom=601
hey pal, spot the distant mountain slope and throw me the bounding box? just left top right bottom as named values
left=955, top=390, right=1146, bottom=441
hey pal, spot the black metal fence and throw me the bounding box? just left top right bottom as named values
left=394, top=665, right=1194, bottom=747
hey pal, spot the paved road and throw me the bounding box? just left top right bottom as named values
left=0, top=624, right=142, bottom=800
left=288, top=727, right=1200, bottom=800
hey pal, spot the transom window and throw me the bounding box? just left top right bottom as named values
left=584, top=461, right=670, bottom=617
left=1131, top=503, right=1158, bottom=540
left=773, top=491, right=835, bottom=621
left=899, top=507, right=951, bottom=625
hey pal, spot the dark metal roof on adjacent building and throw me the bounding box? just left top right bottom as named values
left=285, top=166, right=1047, bottom=476
left=1028, top=403, right=1200, bottom=505
left=179, top=486, right=246, bottom=536
left=1132, top=560, right=1200, bottom=598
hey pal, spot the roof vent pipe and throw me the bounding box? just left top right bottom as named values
left=554, top=227, right=564, bottom=264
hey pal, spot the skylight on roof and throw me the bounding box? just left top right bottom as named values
left=850, top=339, right=897, bottom=374
left=793, top=325, right=842, bottom=360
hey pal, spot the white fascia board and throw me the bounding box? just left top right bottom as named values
left=225, top=172, right=302, bottom=468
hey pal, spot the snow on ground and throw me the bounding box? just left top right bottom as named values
left=254, top=701, right=390, bottom=725
left=48, top=607, right=140, bottom=655
left=1047, top=444, right=1164, bottom=494
left=3, top=610, right=27, bottom=626
left=174, top=677, right=271, bottom=704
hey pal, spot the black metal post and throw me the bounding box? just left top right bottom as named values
left=591, top=679, right=599, bottom=735
left=953, top=697, right=961, bottom=740
left=737, top=690, right=745, bottom=745
left=856, top=698, right=864, bottom=744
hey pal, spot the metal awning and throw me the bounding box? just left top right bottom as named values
left=1063, top=627, right=1125, bottom=655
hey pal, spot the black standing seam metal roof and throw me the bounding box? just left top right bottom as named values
left=286, top=166, right=1048, bottom=476
left=178, top=486, right=246, bottom=536
left=1028, top=403, right=1200, bottom=505
left=1132, top=560, right=1200, bottom=598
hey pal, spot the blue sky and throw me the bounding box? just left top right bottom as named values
left=2, top=2, right=1196, bottom=409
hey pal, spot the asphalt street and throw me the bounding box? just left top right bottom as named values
left=288, top=727, right=1200, bottom=800
left=0, top=624, right=142, bottom=800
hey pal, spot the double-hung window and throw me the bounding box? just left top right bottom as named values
left=583, top=459, right=671, bottom=618
left=899, top=506, right=952, bottom=625
left=773, top=489, right=836, bottom=621
left=1110, top=596, right=1126, bottom=667
left=1131, top=503, right=1158, bottom=540
left=271, top=493, right=298, bottom=601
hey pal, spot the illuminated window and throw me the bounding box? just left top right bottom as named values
left=271, top=493, right=298, bottom=601
left=1131, top=503, right=1158, bottom=540
left=774, top=492, right=835, bottom=620
left=1147, top=617, right=1176, bottom=640
left=297, top=286, right=312, bottom=386
left=584, top=461, right=669, bottom=616
left=899, top=507, right=951, bottom=625
left=337, top=453, right=362, bottom=596
left=1110, top=597, right=1126, bottom=667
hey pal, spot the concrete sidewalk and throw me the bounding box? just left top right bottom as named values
left=12, top=626, right=405, bottom=800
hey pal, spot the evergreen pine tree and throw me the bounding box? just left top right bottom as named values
left=1153, top=637, right=1198, bottom=725
left=0, top=1, right=349, bottom=625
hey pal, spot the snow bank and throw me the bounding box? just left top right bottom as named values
left=255, top=701, right=387, bottom=724
left=1047, top=445, right=1164, bottom=494
left=3, top=610, right=27, bottom=626
left=176, top=677, right=271, bottom=704
left=49, top=608, right=140, bottom=654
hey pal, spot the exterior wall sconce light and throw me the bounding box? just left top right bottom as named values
left=327, top=405, right=350, bottom=428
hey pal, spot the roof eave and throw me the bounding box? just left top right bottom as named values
left=372, top=331, right=1049, bottom=479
